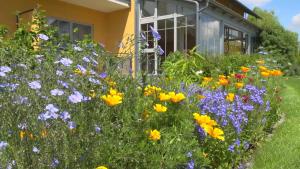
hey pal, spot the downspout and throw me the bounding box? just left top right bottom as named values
left=183, top=0, right=209, bottom=49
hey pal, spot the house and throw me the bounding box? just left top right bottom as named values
left=0, top=0, right=260, bottom=75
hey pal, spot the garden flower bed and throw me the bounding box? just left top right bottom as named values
left=0, top=14, right=284, bottom=169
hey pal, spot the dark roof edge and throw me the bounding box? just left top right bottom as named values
left=207, top=0, right=260, bottom=18
left=232, top=0, right=261, bottom=18
left=209, top=1, right=261, bottom=31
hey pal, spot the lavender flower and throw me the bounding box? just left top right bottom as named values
left=60, top=111, right=71, bottom=122
left=88, top=78, right=100, bottom=85
left=82, top=56, right=90, bottom=63
left=228, top=144, right=235, bottom=152
left=0, top=66, right=11, bottom=73
left=0, top=72, right=6, bottom=77
left=51, top=158, right=59, bottom=168
left=76, top=64, right=87, bottom=74
left=50, top=89, right=64, bottom=96
left=140, top=32, right=146, bottom=41
left=28, top=81, right=41, bottom=90
left=187, top=160, right=194, bottom=169
left=45, top=104, right=59, bottom=113
left=157, top=45, right=164, bottom=55
left=68, top=91, right=83, bottom=103
left=68, top=121, right=76, bottom=129
left=58, top=58, right=73, bottom=67
left=38, top=33, right=49, bottom=41
left=149, top=26, right=161, bottom=40
left=95, top=125, right=101, bottom=133
left=186, top=152, right=192, bottom=158
left=99, top=72, right=107, bottom=79
left=265, top=100, right=271, bottom=112
left=0, top=141, right=8, bottom=150
left=57, top=80, right=69, bottom=88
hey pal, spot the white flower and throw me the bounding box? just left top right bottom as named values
left=33, top=146, right=40, bottom=153
left=196, top=70, right=204, bottom=75
left=56, top=70, right=63, bottom=76
left=38, top=33, right=49, bottom=41
left=74, top=46, right=83, bottom=51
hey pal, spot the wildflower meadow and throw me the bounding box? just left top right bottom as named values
left=0, top=10, right=284, bottom=169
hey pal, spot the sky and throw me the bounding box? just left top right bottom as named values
left=238, top=0, right=300, bottom=40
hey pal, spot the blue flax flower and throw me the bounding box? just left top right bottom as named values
left=28, top=81, right=41, bottom=90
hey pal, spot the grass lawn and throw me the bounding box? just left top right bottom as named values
left=252, top=77, right=300, bottom=169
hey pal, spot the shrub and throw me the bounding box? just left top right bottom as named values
left=0, top=10, right=284, bottom=169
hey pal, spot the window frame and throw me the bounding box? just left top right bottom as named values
left=139, top=0, right=197, bottom=75
left=47, top=17, right=94, bottom=41
left=224, top=25, right=249, bottom=54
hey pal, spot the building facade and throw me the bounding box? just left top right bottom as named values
left=0, top=0, right=260, bottom=74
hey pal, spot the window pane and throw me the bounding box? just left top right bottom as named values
left=59, top=21, right=71, bottom=36
left=72, top=23, right=92, bottom=41
left=141, top=23, right=154, bottom=48
left=157, top=0, right=176, bottom=16
left=224, top=26, right=245, bottom=54
left=177, top=16, right=196, bottom=52
left=141, top=0, right=156, bottom=17
left=48, top=18, right=71, bottom=38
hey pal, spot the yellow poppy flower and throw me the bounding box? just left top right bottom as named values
left=259, top=66, right=268, bottom=72
left=270, top=70, right=283, bottom=76
left=240, top=66, right=251, bottom=73
left=169, top=92, right=186, bottom=103
left=101, top=94, right=122, bottom=106
left=109, top=88, right=123, bottom=97
left=235, top=82, right=244, bottom=89
left=149, top=129, right=161, bottom=141
left=96, top=166, right=108, bottom=169
left=20, top=131, right=26, bottom=140
left=200, top=123, right=214, bottom=133
left=226, top=93, right=235, bottom=102
left=219, top=78, right=229, bottom=86
left=144, top=85, right=162, bottom=96
left=153, top=104, right=167, bottom=113
left=261, top=71, right=270, bottom=78
left=159, top=93, right=171, bottom=101
left=207, top=127, right=225, bottom=141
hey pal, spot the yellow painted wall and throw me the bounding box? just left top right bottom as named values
left=0, top=0, right=135, bottom=55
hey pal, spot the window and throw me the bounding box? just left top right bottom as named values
left=141, top=0, right=156, bottom=17
left=224, top=26, right=248, bottom=54
left=139, top=0, right=197, bottom=74
left=177, top=15, right=196, bottom=52
left=48, top=18, right=92, bottom=41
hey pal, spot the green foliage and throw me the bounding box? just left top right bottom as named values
left=248, top=7, right=300, bottom=75
left=162, top=51, right=261, bottom=84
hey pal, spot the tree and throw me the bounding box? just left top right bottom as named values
left=248, top=7, right=300, bottom=74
